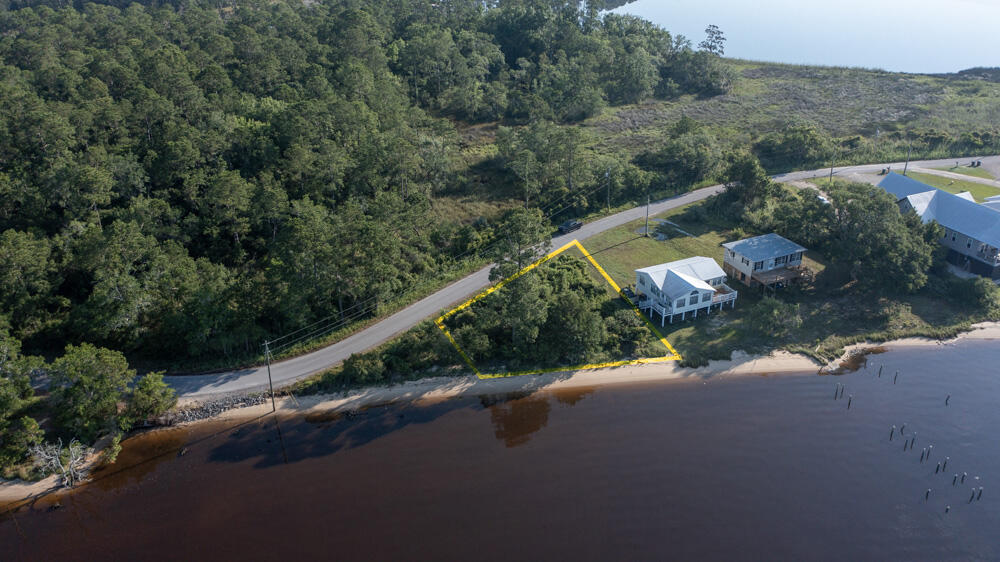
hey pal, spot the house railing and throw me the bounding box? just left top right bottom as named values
left=637, top=299, right=671, bottom=317
left=712, top=284, right=738, bottom=304
left=975, top=250, right=1000, bottom=265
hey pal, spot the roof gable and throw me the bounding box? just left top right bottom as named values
left=636, top=256, right=725, bottom=284
left=910, top=189, right=1000, bottom=247
left=663, top=270, right=714, bottom=300
left=886, top=174, right=1000, bottom=247
left=636, top=256, right=726, bottom=300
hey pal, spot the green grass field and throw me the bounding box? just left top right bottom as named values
left=905, top=171, right=1000, bottom=202
left=933, top=166, right=996, bottom=180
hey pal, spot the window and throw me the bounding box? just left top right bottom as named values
left=753, top=261, right=764, bottom=271
left=690, top=290, right=699, bottom=297
left=702, top=293, right=711, bottom=303
left=639, top=278, right=645, bottom=286
left=676, top=298, right=686, bottom=307
left=968, top=238, right=973, bottom=249
left=741, top=257, right=750, bottom=266
left=775, top=255, right=787, bottom=266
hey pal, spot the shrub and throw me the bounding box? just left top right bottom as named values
left=342, top=353, right=386, bottom=385
left=122, top=373, right=177, bottom=430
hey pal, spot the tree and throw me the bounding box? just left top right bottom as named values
left=825, top=183, right=936, bottom=292
left=122, top=373, right=176, bottom=429
left=489, top=207, right=550, bottom=282
left=0, top=330, right=44, bottom=470
left=0, top=229, right=56, bottom=338
left=31, top=438, right=90, bottom=487
left=754, top=125, right=833, bottom=171
left=500, top=274, right=549, bottom=358
left=722, top=152, right=778, bottom=206
left=497, top=121, right=588, bottom=205
left=50, top=343, right=135, bottom=442
left=2, top=416, right=43, bottom=466
left=698, top=24, right=726, bottom=56
left=662, top=49, right=734, bottom=98
left=635, top=131, right=721, bottom=186
left=543, top=292, right=606, bottom=363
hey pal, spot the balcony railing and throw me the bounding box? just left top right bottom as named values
left=712, top=283, right=738, bottom=303
left=975, top=250, right=1000, bottom=265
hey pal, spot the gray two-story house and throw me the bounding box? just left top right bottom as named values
left=879, top=172, right=1000, bottom=279
left=722, top=233, right=807, bottom=289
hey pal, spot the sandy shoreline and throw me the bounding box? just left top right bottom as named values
left=236, top=321, right=1000, bottom=421
left=4, top=322, right=998, bottom=508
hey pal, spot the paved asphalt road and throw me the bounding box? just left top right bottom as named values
left=166, top=154, right=1000, bottom=398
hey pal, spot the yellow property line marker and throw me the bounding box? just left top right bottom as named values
left=435, top=239, right=682, bottom=379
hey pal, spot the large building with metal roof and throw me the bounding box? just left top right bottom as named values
left=878, top=172, right=1000, bottom=279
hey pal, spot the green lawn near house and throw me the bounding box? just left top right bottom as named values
left=905, top=171, right=1000, bottom=202
left=582, top=202, right=824, bottom=289
left=575, top=200, right=982, bottom=367
left=932, top=166, right=995, bottom=180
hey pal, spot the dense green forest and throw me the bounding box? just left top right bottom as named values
left=2, top=0, right=1000, bottom=479
left=0, top=0, right=737, bottom=477
left=0, top=0, right=732, bottom=366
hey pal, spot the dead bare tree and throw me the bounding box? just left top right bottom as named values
left=31, top=439, right=90, bottom=487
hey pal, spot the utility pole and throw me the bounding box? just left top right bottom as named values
left=903, top=141, right=912, bottom=176
left=644, top=193, right=650, bottom=237
left=605, top=168, right=611, bottom=212
left=264, top=340, right=276, bottom=412
left=829, top=150, right=836, bottom=185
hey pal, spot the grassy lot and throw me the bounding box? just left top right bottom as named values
left=904, top=171, right=1000, bottom=202
left=932, top=166, right=996, bottom=180
left=590, top=59, right=1000, bottom=161
left=577, top=200, right=983, bottom=367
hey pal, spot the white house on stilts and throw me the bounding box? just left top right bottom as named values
left=635, top=257, right=738, bottom=326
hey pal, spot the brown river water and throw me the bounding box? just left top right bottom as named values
left=2, top=341, right=999, bottom=561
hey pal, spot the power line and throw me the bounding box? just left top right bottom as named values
left=267, top=296, right=378, bottom=345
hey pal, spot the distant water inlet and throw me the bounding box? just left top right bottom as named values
left=2, top=341, right=999, bottom=560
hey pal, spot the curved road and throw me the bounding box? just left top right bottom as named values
left=166, top=154, right=1000, bottom=398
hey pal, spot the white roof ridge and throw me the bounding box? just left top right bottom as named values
left=669, top=269, right=714, bottom=292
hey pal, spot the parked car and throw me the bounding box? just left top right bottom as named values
left=558, top=219, right=583, bottom=234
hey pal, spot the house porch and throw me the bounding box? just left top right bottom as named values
left=637, top=283, right=739, bottom=326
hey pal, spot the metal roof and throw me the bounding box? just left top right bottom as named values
left=636, top=256, right=725, bottom=285
left=878, top=172, right=939, bottom=199
left=636, top=256, right=724, bottom=300
left=903, top=190, right=1000, bottom=248
left=721, top=233, right=806, bottom=262
left=880, top=173, right=1000, bottom=248
left=982, top=200, right=1000, bottom=213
